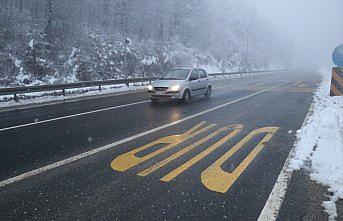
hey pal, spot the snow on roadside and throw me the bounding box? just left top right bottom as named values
left=0, top=83, right=148, bottom=108
left=289, top=69, right=343, bottom=221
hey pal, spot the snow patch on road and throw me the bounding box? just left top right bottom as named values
left=289, top=69, right=343, bottom=221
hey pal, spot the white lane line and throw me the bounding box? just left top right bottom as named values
left=216, top=80, right=287, bottom=90
left=215, top=80, right=264, bottom=90
left=0, top=82, right=287, bottom=188
left=0, top=78, right=282, bottom=132
left=255, top=81, right=277, bottom=86
left=257, top=102, right=315, bottom=221
left=0, top=100, right=150, bottom=132
left=257, top=148, right=294, bottom=221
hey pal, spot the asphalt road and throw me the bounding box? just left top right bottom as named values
left=0, top=72, right=320, bottom=221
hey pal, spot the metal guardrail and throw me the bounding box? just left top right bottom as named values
left=209, top=69, right=288, bottom=77
left=0, top=69, right=287, bottom=102
left=0, top=77, right=157, bottom=102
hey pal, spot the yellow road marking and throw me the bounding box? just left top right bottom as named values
left=161, top=124, right=244, bottom=182
left=293, top=81, right=308, bottom=88
left=138, top=125, right=233, bottom=177
left=111, top=121, right=215, bottom=171
left=111, top=121, right=279, bottom=194
left=201, top=127, right=278, bottom=193
left=160, top=124, right=243, bottom=182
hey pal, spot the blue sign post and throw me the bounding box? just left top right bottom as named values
left=332, top=44, right=343, bottom=67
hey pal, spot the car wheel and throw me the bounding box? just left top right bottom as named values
left=205, top=86, right=212, bottom=99
left=182, top=90, right=191, bottom=103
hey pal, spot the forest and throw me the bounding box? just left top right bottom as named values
left=0, top=0, right=290, bottom=87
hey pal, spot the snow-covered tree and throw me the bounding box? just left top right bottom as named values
left=0, top=0, right=290, bottom=86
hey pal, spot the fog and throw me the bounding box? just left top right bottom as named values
left=250, top=0, right=343, bottom=70
left=1, top=0, right=342, bottom=87
left=0, top=0, right=291, bottom=86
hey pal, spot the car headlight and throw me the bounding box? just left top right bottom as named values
left=169, top=85, right=180, bottom=92
left=148, top=85, right=154, bottom=91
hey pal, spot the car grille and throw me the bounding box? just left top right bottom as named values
left=154, top=87, right=168, bottom=91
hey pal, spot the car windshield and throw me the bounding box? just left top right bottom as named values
left=160, top=69, right=190, bottom=80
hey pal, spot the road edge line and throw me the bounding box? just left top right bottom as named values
left=0, top=82, right=287, bottom=188
left=0, top=88, right=148, bottom=113
left=0, top=100, right=150, bottom=132
left=257, top=101, right=315, bottom=221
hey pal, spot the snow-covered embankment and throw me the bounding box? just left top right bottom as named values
left=289, top=69, right=343, bottom=220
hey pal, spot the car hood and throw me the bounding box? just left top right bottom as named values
left=152, top=80, right=184, bottom=87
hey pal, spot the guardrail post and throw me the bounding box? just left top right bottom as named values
left=14, top=93, right=19, bottom=102
left=99, top=85, right=102, bottom=92
left=62, top=89, right=65, bottom=96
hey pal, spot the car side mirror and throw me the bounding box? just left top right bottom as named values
left=189, top=77, right=197, bottom=81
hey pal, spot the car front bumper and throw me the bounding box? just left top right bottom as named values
left=149, top=91, right=182, bottom=100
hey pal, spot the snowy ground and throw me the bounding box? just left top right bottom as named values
left=289, top=69, right=343, bottom=221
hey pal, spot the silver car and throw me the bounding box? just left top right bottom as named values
left=148, top=68, right=212, bottom=103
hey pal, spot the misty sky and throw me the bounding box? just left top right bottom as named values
left=249, top=0, right=343, bottom=69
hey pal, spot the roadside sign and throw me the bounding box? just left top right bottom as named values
left=330, top=67, right=343, bottom=96
left=332, top=44, right=343, bottom=67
